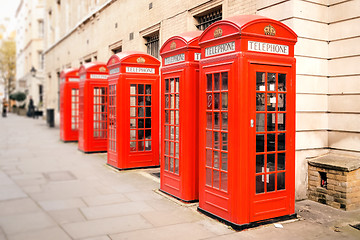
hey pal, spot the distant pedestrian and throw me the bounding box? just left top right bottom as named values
left=2, top=98, right=7, bottom=117
left=27, top=96, right=35, bottom=118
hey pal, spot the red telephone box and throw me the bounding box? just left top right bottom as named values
left=159, top=32, right=202, bottom=202
left=106, top=51, right=160, bottom=169
left=60, top=68, right=79, bottom=142
left=198, top=15, right=297, bottom=229
left=78, top=62, right=109, bottom=153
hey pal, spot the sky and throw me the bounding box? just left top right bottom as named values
left=0, top=0, right=21, bottom=36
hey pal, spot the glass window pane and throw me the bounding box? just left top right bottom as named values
left=278, top=113, right=286, bottom=131
left=214, top=73, right=220, bottom=91
left=175, top=127, right=179, bottom=141
left=165, top=110, right=169, bottom=123
left=256, top=72, right=265, bottom=91
left=207, top=74, right=212, bottom=91
left=165, top=79, right=169, bottom=93
left=214, top=112, right=220, bottom=130
left=220, top=172, right=228, bottom=192
left=170, top=95, right=174, bottom=109
left=175, top=143, right=179, bottom=158
left=278, top=93, right=286, bottom=111
left=130, top=96, right=136, bottom=106
left=213, top=170, right=219, bottom=189
left=170, top=79, right=175, bottom=93
left=164, top=156, right=168, bottom=170
left=256, top=134, right=265, bottom=152
left=145, top=96, right=151, bottom=106
left=165, top=95, right=169, bottom=108
left=267, top=174, right=275, bottom=192
left=138, top=141, right=144, bottom=151
left=138, top=107, right=144, bottom=117
left=145, top=141, right=151, bottom=151
left=170, top=126, right=174, bottom=140
left=206, top=131, right=212, bottom=148
left=277, top=172, right=285, bottom=190
left=206, top=112, right=212, bottom=129
left=221, top=112, right=228, bottom=130
left=145, top=130, right=151, bottom=139
left=138, top=84, right=144, bottom=94
left=214, top=132, right=219, bottom=149
left=214, top=93, right=220, bottom=110
left=165, top=126, right=169, bottom=140
left=206, top=149, right=212, bottom=167
left=213, top=151, right=219, bottom=169
left=138, top=119, right=144, bottom=128
left=267, top=133, right=276, bottom=152
left=256, top=175, right=264, bottom=194
left=256, top=155, right=264, bottom=173
left=278, top=74, right=286, bottom=92
left=278, top=133, right=286, bottom=151
left=207, top=93, right=212, bottom=110
left=175, top=94, right=179, bottom=109
left=267, top=93, right=276, bottom=111
left=130, top=130, right=136, bottom=140
left=221, top=72, right=228, bottom=91
left=130, top=84, right=136, bottom=94
left=138, top=130, right=144, bottom=140
left=145, top=118, right=151, bottom=128
left=221, top=152, right=228, bottom=171
left=256, top=113, right=265, bottom=132
left=278, top=153, right=285, bottom=171
left=130, top=141, right=136, bottom=151
left=145, top=107, right=151, bottom=117
left=221, top=92, right=228, bottom=110
left=170, top=142, right=174, bottom=156
left=267, top=154, right=275, bottom=172
left=146, top=84, right=151, bottom=94
left=170, top=111, right=174, bottom=125
left=175, top=78, right=179, bottom=92
left=175, top=159, right=179, bottom=174
left=267, top=113, right=276, bottom=131
left=170, top=157, right=174, bottom=171
left=221, top=132, right=228, bottom=151
left=206, top=168, right=212, bottom=186
left=175, top=111, right=179, bottom=125
left=165, top=141, right=169, bottom=155
left=138, top=96, right=144, bottom=106
left=256, top=93, right=265, bottom=111
left=267, top=73, right=276, bottom=91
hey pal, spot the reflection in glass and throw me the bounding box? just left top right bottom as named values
left=267, top=113, right=276, bottom=131
left=170, top=156, right=173, bottom=170
left=221, top=172, right=228, bottom=192
left=267, top=93, right=276, bottom=111
left=213, top=151, right=219, bottom=169
left=138, top=96, right=144, bottom=105
left=170, top=78, right=175, bottom=93
left=222, top=92, right=228, bottom=110
left=277, top=172, right=285, bottom=190
left=146, top=84, right=151, bottom=94
left=256, top=113, right=265, bottom=132
left=170, top=142, right=174, bottom=156
left=256, top=134, right=265, bottom=152
left=214, top=112, right=220, bottom=129
left=278, top=133, right=286, bottom=151
left=130, top=96, right=136, bottom=106
left=145, top=107, right=151, bottom=117
left=165, top=79, right=169, bottom=93
left=175, top=94, right=179, bottom=108
left=165, top=110, right=169, bottom=123
left=130, top=119, right=136, bottom=128
left=206, top=131, right=212, bottom=148
left=170, top=111, right=174, bottom=125
left=278, top=74, right=286, bottom=91
left=278, top=153, right=285, bottom=170
left=207, top=74, right=212, bottom=91
left=165, top=126, right=169, bottom=140
left=256, top=72, right=265, bottom=91
left=214, top=93, right=220, bottom=109
left=267, top=154, right=275, bottom=172
left=267, top=73, right=276, bottom=91
left=267, top=133, right=275, bottom=152
left=170, top=95, right=174, bottom=109
left=175, top=143, right=179, bottom=158
left=145, top=130, right=151, bottom=139
left=222, top=132, right=228, bottom=151
left=207, top=93, right=212, bottom=110
left=214, top=73, right=220, bottom=90
left=213, top=170, right=219, bottom=189
left=175, top=111, right=179, bottom=125
left=138, top=84, right=144, bottom=94
left=130, top=130, right=136, bottom=140
left=175, top=159, right=179, bottom=174
left=256, top=93, right=265, bottom=111
left=278, top=113, right=286, bottom=131
left=138, top=141, right=144, bottom=151
left=206, top=149, right=212, bottom=167
left=130, top=141, right=136, bottom=151
left=164, top=156, right=168, bottom=170
left=138, top=119, right=144, bottom=128
left=256, top=175, right=264, bottom=194
left=267, top=174, right=275, bottom=192
left=222, top=112, right=228, bottom=130
left=138, top=130, right=144, bottom=140
left=206, top=168, right=212, bottom=186
left=175, top=78, right=179, bottom=92
left=221, top=152, right=228, bottom=171
left=278, top=93, right=286, bottom=111
left=170, top=126, right=174, bottom=140
left=145, top=96, right=151, bottom=106
left=256, top=155, right=264, bottom=173
left=165, top=95, right=169, bottom=108
left=206, top=112, right=212, bottom=129
left=145, top=118, right=151, bottom=128
left=130, top=84, right=136, bottom=94
left=130, top=107, right=136, bottom=117
left=138, top=107, right=144, bottom=117
left=214, top=132, right=219, bottom=149
left=175, top=127, right=179, bottom=140
left=221, top=72, right=228, bottom=90
left=165, top=141, right=169, bottom=155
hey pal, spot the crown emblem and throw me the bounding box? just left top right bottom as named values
left=112, top=59, right=116, bottom=64
left=170, top=41, right=176, bottom=50
left=99, top=67, right=106, bottom=72
left=137, top=57, right=145, bottom=63
left=264, top=24, right=276, bottom=36
left=76, top=72, right=79, bottom=76
left=214, top=27, right=223, bottom=38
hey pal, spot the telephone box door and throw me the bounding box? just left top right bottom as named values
left=249, top=63, right=295, bottom=222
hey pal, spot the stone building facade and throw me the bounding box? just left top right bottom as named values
left=16, top=0, right=45, bottom=108
left=42, top=0, right=360, bottom=200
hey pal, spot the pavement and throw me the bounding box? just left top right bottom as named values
left=0, top=113, right=359, bottom=240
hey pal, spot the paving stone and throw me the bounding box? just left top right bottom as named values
left=0, top=212, right=56, bottom=235
left=109, top=222, right=217, bottom=240
left=80, top=236, right=111, bottom=240
left=0, top=171, right=15, bottom=186
left=80, top=201, right=154, bottom=220
left=62, top=214, right=152, bottom=239
left=38, top=198, right=87, bottom=211
left=0, top=198, right=40, bottom=216
left=7, top=227, right=71, bottom=240
left=22, top=185, right=43, bottom=194
left=48, top=208, right=86, bottom=225
left=82, top=193, right=130, bottom=206
left=0, top=184, right=27, bottom=201
left=124, top=190, right=163, bottom=201
left=43, top=171, right=77, bottom=182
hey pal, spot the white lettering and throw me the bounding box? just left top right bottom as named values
left=68, top=78, right=79, bottom=82
left=125, top=67, right=155, bottom=74
left=205, top=41, right=236, bottom=57
left=194, top=52, right=201, bottom=61
left=90, top=74, right=108, bottom=79
left=164, top=53, right=185, bottom=65
left=109, top=68, right=120, bottom=75
left=248, top=41, right=289, bottom=55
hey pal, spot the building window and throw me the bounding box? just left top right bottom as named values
left=112, top=46, right=122, bottom=54
left=38, top=20, right=44, bottom=38
left=38, top=51, right=44, bottom=70
left=195, top=8, right=222, bottom=31
left=145, top=32, right=159, bottom=59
